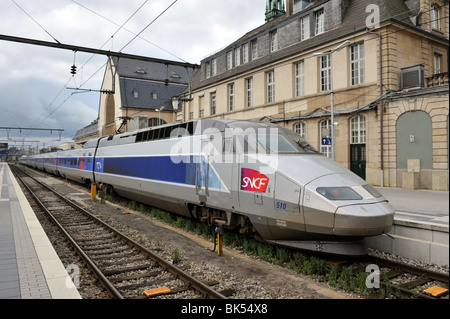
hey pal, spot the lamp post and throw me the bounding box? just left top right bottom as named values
left=156, top=106, right=165, bottom=126
left=313, top=40, right=350, bottom=161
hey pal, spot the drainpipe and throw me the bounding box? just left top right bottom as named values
left=368, top=30, right=384, bottom=187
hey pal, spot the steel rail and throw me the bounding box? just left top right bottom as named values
left=367, top=255, right=449, bottom=299
left=11, top=165, right=124, bottom=299
left=12, top=165, right=226, bottom=299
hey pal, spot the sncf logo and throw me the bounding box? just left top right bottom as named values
left=241, top=168, right=269, bottom=193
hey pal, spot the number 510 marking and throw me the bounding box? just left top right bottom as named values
left=276, top=202, right=287, bottom=210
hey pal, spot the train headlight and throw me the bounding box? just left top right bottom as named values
left=316, top=187, right=363, bottom=201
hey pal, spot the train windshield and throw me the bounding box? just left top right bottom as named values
left=224, top=121, right=318, bottom=154
left=254, top=133, right=318, bottom=154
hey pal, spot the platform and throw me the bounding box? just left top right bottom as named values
left=367, top=187, right=449, bottom=267
left=0, top=163, right=81, bottom=299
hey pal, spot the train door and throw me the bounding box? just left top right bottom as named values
left=268, top=173, right=305, bottom=239
left=196, top=140, right=209, bottom=203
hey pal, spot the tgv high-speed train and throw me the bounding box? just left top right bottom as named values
left=20, top=119, right=394, bottom=255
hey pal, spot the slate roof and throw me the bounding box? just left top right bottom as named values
left=112, top=57, right=194, bottom=85
left=191, top=0, right=433, bottom=90
left=119, top=78, right=186, bottom=111
left=111, top=57, right=196, bottom=111
left=73, top=119, right=98, bottom=140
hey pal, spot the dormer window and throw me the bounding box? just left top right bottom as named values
left=136, top=67, right=147, bottom=74
left=315, top=9, right=325, bottom=35
left=212, top=58, right=217, bottom=76
left=205, top=62, right=211, bottom=78
left=270, top=30, right=278, bottom=52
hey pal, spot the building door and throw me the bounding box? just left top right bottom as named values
left=350, top=116, right=366, bottom=180
left=351, top=144, right=366, bottom=180
left=396, top=111, right=433, bottom=170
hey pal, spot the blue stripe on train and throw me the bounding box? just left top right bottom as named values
left=96, top=155, right=225, bottom=189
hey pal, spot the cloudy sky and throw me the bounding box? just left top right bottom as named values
left=0, top=0, right=266, bottom=149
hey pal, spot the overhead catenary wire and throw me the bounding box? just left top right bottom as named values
left=70, top=0, right=188, bottom=63
left=11, top=0, right=61, bottom=44
left=70, top=0, right=151, bottom=92
left=13, top=0, right=184, bottom=135
left=36, top=0, right=182, bottom=131
left=4, top=0, right=184, bottom=139
left=119, top=0, right=179, bottom=52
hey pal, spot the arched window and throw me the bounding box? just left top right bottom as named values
left=149, top=118, right=167, bottom=127
left=294, top=122, right=306, bottom=137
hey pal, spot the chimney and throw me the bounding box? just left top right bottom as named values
left=286, top=0, right=293, bottom=16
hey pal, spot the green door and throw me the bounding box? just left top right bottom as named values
left=350, top=144, right=366, bottom=180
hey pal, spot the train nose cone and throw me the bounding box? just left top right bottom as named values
left=334, top=201, right=395, bottom=236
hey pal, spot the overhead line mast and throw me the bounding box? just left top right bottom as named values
left=0, top=34, right=200, bottom=70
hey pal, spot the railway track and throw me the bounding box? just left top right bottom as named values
left=356, top=255, right=449, bottom=299
left=11, top=165, right=226, bottom=300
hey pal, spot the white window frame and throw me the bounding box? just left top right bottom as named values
left=431, top=5, right=441, bottom=30
left=351, top=43, right=365, bottom=86
left=211, top=94, right=216, bottom=115
left=350, top=116, right=366, bottom=144
left=205, top=62, right=211, bottom=78
left=199, top=96, right=204, bottom=118
left=251, top=40, right=258, bottom=60
left=246, top=77, right=253, bottom=108
left=243, top=43, right=249, bottom=64
left=228, top=83, right=235, bottom=111
left=320, top=55, right=331, bottom=92
left=300, top=16, right=310, bottom=41
left=315, top=9, right=325, bottom=35
left=226, top=51, right=233, bottom=70
left=295, top=60, right=305, bottom=97
left=211, top=58, right=217, bottom=76
left=434, top=53, right=442, bottom=74
left=235, top=47, right=241, bottom=66
left=294, top=122, right=306, bottom=138
left=267, top=71, right=275, bottom=103
left=270, top=30, right=278, bottom=52
left=320, top=119, right=332, bottom=158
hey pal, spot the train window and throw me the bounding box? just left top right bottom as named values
left=164, top=127, right=172, bottom=139
left=154, top=128, right=161, bottom=140
left=158, top=128, right=164, bottom=139
left=316, top=187, right=363, bottom=201
left=223, top=138, right=234, bottom=156
left=171, top=124, right=183, bottom=138
left=187, top=122, right=194, bottom=135
left=362, top=184, right=382, bottom=198
left=135, top=122, right=195, bottom=143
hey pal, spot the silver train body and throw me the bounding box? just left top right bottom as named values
left=20, top=119, right=394, bottom=255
